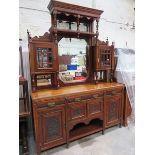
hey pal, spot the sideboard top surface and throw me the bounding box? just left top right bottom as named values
left=31, top=82, right=124, bottom=101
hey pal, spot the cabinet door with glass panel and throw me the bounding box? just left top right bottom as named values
left=29, top=41, right=58, bottom=73
left=95, top=45, right=114, bottom=70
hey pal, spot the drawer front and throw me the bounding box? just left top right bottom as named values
left=87, top=97, right=103, bottom=116
left=67, top=91, right=103, bottom=103
left=35, top=97, right=66, bottom=109
left=105, top=89, right=122, bottom=96
left=67, top=100, right=87, bottom=121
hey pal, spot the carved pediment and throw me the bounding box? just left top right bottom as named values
left=27, top=30, right=55, bottom=42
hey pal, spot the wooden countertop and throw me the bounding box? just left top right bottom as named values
left=31, top=82, right=124, bottom=101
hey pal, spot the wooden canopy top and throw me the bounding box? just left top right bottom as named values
left=47, top=0, right=103, bottom=18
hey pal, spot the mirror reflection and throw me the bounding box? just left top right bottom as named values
left=36, top=74, right=51, bottom=86
left=58, top=38, right=88, bottom=83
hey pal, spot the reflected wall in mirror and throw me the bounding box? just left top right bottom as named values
left=58, top=38, right=88, bottom=83
left=36, top=74, right=51, bottom=86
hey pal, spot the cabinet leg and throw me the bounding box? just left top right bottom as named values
left=66, top=142, right=69, bottom=148
left=119, top=123, right=122, bottom=128
left=102, top=130, right=104, bottom=135
left=36, top=144, right=41, bottom=155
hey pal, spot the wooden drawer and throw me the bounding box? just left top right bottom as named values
left=87, top=97, right=103, bottom=117
left=66, top=91, right=104, bottom=122
left=34, top=97, right=66, bottom=109
left=66, top=91, right=103, bottom=103
left=67, top=100, right=87, bottom=121
left=105, top=89, right=122, bottom=96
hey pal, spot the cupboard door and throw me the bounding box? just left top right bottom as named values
left=94, top=45, right=114, bottom=71
left=105, top=93, right=122, bottom=128
left=87, top=97, right=103, bottom=117
left=32, top=42, right=58, bottom=72
left=67, top=100, right=87, bottom=122
left=38, top=105, right=66, bottom=150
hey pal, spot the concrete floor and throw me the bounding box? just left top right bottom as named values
left=28, top=125, right=135, bottom=155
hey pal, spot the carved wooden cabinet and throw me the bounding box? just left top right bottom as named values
left=65, top=91, right=104, bottom=146
left=31, top=83, right=126, bottom=154
left=91, top=43, right=115, bottom=83
left=32, top=97, right=66, bottom=154
left=28, top=38, right=59, bottom=90
left=94, top=44, right=114, bottom=71
left=37, top=105, right=66, bottom=151
left=104, top=89, right=123, bottom=128
left=29, top=41, right=58, bottom=73
left=29, top=1, right=132, bottom=155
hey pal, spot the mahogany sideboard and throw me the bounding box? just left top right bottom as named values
left=31, top=82, right=127, bottom=155
left=28, top=1, right=132, bottom=154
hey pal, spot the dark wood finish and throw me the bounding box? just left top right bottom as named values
left=31, top=83, right=127, bottom=154
left=67, top=100, right=87, bottom=122
left=91, top=41, right=115, bottom=83
left=69, top=119, right=103, bottom=141
left=37, top=105, right=66, bottom=151
left=28, top=35, right=59, bottom=90
left=47, top=0, right=103, bottom=18
left=29, top=42, right=58, bottom=73
left=28, top=1, right=132, bottom=154
left=94, top=45, right=114, bottom=70
left=104, top=89, right=123, bottom=128
left=87, top=97, right=103, bottom=117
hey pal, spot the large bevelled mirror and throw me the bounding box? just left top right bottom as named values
left=58, top=38, right=88, bottom=83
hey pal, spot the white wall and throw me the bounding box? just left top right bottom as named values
left=19, top=0, right=135, bottom=51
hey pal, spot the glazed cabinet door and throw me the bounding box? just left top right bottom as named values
left=37, top=105, right=66, bottom=150
left=104, top=91, right=122, bottom=128
left=29, top=41, right=58, bottom=73
left=94, top=45, right=114, bottom=71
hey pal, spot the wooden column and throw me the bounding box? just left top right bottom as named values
left=96, top=18, right=99, bottom=45
left=53, top=10, right=58, bottom=43
left=77, top=15, right=80, bottom=38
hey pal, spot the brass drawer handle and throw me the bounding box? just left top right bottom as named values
left=75, top=98, right=81, bottom=102
left=48, top=102, right=55, bottom=107
left=93, top=94, right=99, bottom=98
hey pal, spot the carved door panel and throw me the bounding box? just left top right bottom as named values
left=38, top=105, right=66, bottom=150
left=87, top=97, right=103, bottom=117
left=67, top=100, right=87, bottom=122
left=105, top=93, right=122, bottom=128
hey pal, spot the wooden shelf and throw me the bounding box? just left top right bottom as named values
left=69, top=119, right=103, bottom=141
left=54, top=29, right=96, bottom=37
